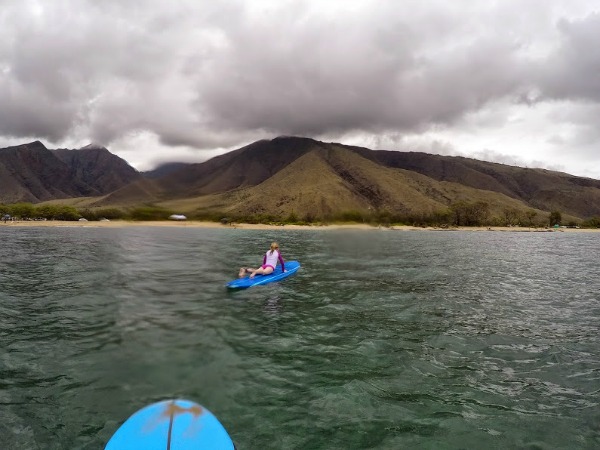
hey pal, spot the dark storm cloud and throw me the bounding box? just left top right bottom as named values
left=0, top=82, right=76, bottom=141
left=0, top=0, right=599, bottom=172
left=194, top=4, right=529, bottom=136
left=0, top=0, right=212, bottom=143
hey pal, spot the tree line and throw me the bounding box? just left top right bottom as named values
left=229, top=203, right=599, bottom=228
left=1, top=201, right=599, bottom=228
left=0, top=203, right=129, bottom=221
left=0, top=203, right=194, bottom=221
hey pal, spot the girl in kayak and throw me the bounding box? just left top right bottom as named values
left=239, top=242, right=286, bottom=279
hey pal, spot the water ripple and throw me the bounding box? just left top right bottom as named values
left=0, top=227, right=599, bottom=448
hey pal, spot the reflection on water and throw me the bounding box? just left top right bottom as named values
left=0, top=227, right=599, bottom=449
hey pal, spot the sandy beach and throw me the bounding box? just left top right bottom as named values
left=1, top=220, right=598, bottom=232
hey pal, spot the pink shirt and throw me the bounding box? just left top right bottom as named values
left=263, top=250, right=285, bottom=271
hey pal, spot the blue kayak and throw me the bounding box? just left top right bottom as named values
left=105, top=399, right=234, bottom=450
left=226, top=260, right=301, bottom=289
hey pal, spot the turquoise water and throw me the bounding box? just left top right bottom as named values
left=0, top=226, right=599, bottom=449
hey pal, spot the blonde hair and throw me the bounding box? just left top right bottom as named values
left=269, top=242, right=279, bottom=255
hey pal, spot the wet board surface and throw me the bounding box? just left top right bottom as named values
left=105, top=399, right=234, bottom=450
left=226, top=260, right=301, bottom=289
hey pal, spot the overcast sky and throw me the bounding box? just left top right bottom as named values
left=1, top=0, right=599, bottom=178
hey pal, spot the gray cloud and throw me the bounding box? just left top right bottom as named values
left=193, top=3, right=531, bottom=136
left=538, top=12, right=600, bottom=101
left=0, top=0, right=599, bottom=177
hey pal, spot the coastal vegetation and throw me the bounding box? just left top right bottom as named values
left=2, top=201, right=599, bottom=229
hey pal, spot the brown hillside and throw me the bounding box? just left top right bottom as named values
left=0, top=141, right=96, bottom=202
left=3, top=136, right=598, bottom=222
left=158, top=144, right=544, bottom=221
left=345, top=146, right=600, bottom=218
left=92, top=178, right=164, bottom=207
left=54, top=145, right=141, bottom=194
left=155, top=137, right=320, bottom=198
left=104, top=137, right=323, bottom=205
left=158, top=150, right=368, bottom=217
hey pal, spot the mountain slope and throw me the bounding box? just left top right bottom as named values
left=156, top=136, right=321, bottom=197
left=344, top=146, right=600, bottom=218
left=159, top=144, right=545, bottom=221
left=0, top=141, right=95, bottom=202
left=92, top=178, right=164, bottom=207
left=148, top=137, right=599, bottom=220
left=54, top=144, right=141, bottom=194
left=2, top=136, right=599, bottom=222
left=143, top=162, right=190, bottom=179
left=97, top=136, right=321, bottom=206
left=0, top=142, right=142, bottom=203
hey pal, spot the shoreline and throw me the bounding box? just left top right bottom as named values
left=1, top=220, right=598, bottom=232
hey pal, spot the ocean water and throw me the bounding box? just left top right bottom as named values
left=0, top=226, right=599, bottom=449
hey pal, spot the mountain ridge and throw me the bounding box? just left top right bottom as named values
left=1, top=137, right=599, bottom=222
left=0, top=141, right=141, bottom=203
left=183, top=143, right=551, bottom=221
